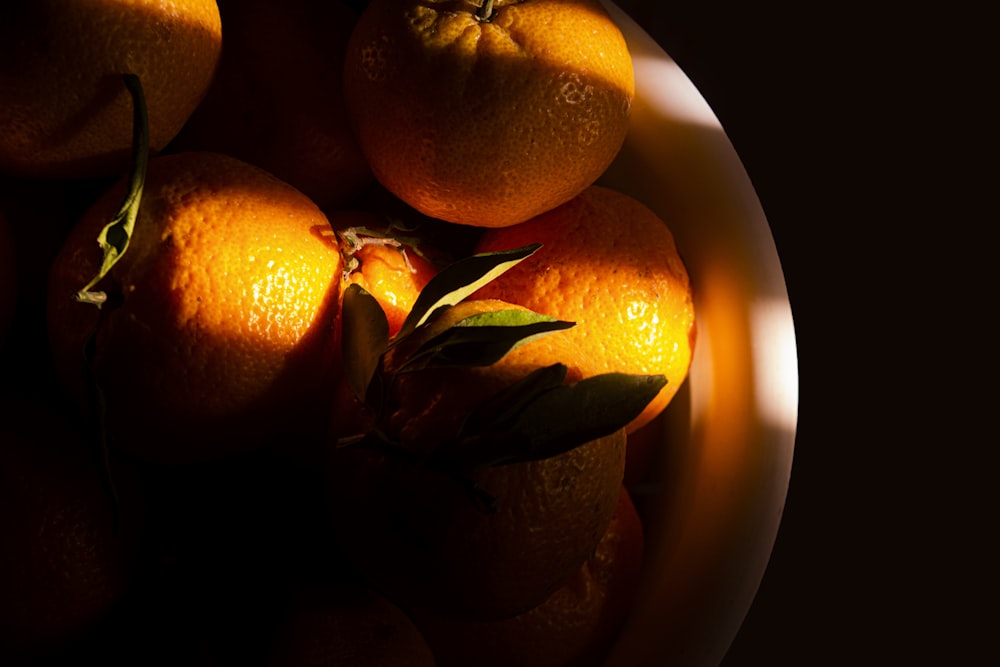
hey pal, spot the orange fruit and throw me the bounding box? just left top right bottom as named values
left=46, top=151, right=343, bottom=464
left=0, top=0, right=223, bottom=180
left=169, top=0, right=373, bottom=211
left=355, top=182, right=490, bottom=262
left=299, top=208, right=441, bottom=465
left=329, top=209, right=439, bottom=338
left=342, top=0, right=635, bottom=228
left=326, top=298, right=627, bottom=621
left=473, top=184, right=697, bottom=433
left=412, top=484, right=644, bottom=667
left=0, top=392, right=144, bottom=663
left=267, top=582, right=437, bottom=667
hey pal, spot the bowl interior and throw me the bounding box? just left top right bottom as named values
left=596, top=3, right=799, bottom=665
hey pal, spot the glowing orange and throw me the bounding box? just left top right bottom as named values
left=474, top=185, right=696, bottom=432
left=46, top=151, right=343, bottom=463
left=342, top=0, right=635, bottom=227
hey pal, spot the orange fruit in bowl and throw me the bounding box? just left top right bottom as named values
left=283, top=208, right=442, bottom=464
left=46, top=151, right=343, bottom=464
left=0, top=0, right=222, bottom=179
left=329, top=209, right=439, bottom=338
left=411, top=484, right=644, bottom=667
left=267, top=582, right=437, bottom=667
left=0, top=391, right=144, bottom=663
left=473, top=184, right=697, bottom=433
left=342, top=0, right=635, bottom=228
left=169, top=0, right=374, bottom=211
left=326, top=298, right=631, bottom=622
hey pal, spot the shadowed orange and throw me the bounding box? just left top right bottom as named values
left=0, top=394, right=144, bottom=663
left=170, top=0, right=372, bottom=211
left=326, top=299, right=627, bottom=622
left=412, top=485, right=644, bottom=667
left=0, top=0, right=222, bottom=179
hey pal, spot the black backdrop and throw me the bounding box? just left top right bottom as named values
left=612, top=1, right=983, bottom=665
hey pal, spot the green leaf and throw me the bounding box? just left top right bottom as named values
left=397, top=309, right=574, bottom=373
left=75, top=73, right=150, bottom=304
left=394, top=243, right=541, bottom=342
left=341, top=283, right=390, bottom=405
left=460, top=362, right=568, bottom=430
left=451, top=372, right=668, bottom=470
left=453, top=309, right=564, bottom=330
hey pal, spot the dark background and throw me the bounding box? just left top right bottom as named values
left=612, top=1, right=985, bottom=665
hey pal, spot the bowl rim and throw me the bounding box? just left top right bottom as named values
left=598, top=3, right=799, bottom=665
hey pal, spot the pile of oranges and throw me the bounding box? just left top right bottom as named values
left=1, top=1, right=697, bottom=665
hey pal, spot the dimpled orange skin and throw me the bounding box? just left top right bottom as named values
left=328, top=210, right=439, bottom=338
left=0, top=0, right=222, bottom=179
left=46, top=151, right=343, bottom=464
left=267, top=583, right=438, bottom=667
left=0, top=395, right=144, bottom=663
left=411, top=485, right=644, bottom=667
left=342, top=0, right=635, bottom=228
left=345, top=243, right=436, bottom=338
left=326, top=299, right=627, bottom=622
left=473, top=185, right=697, bottom=433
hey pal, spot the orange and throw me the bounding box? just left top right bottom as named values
left=0, top=391, right=144, bottom=663
left=342, top=0, right=635, bottom=228
left=473, top=184, right=697, bottom=433
left=169, top=0, right=373, bottom=211
left=329, top=209, right=439, bottom=338
left=0, top=0, right=222, bottom=179
left=46, top=151, right=343, bottom=464
left=354, top=182, right=490, bottom=262
left=412, top=484, right=644, bottom=667
left=266, top=582, right=437, bottom=667
left=326, top=298, right=627, bottom=621
left=308, top=208, right=440, bottom=466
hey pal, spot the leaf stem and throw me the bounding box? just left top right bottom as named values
left=476, top=0, right=496, bottom=22
left=75, top=72, right=149, bottom=304
left=73, top=73, right=149, bottom=534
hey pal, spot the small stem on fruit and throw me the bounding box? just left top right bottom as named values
left=338, top=226, right=403, bottom=255
left=84, top=314, right=121, bottom=535
left=75, top=291, right=108, bottom=306
left=75, top=72, right=149, bottom=305
left=476, top=0, right=496, bottom=22
left=337, top=226, right=412, bottom=282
